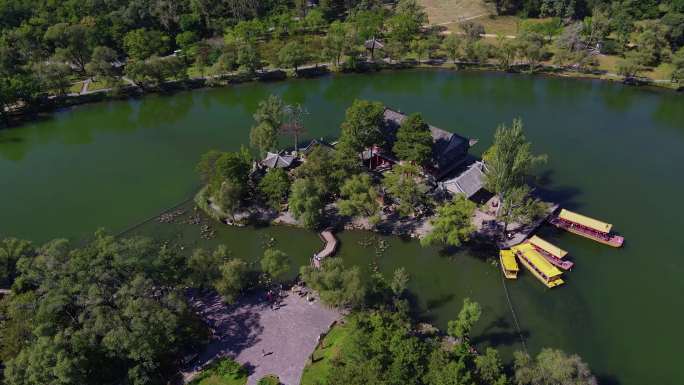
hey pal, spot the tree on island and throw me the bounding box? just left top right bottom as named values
left=281, top=103, right=308, bottom=152
left=289, top=178, right=325, bottom=229
left=215, top=258, right=249, bottom=304
left=250, top=95, right=284, bottom=156
left=338, top=174, right=381, bottom=225
left=339, top=99, right=386, bottom=154
left=259, top=168, right=291, bottom=210
left=295, top=145, right=352, bottom=195
left=483, top=118, right=547, bottom=234
left=300, top=258, right=365, bottom=309
left=392, top=112, right=433, bottom=165
left=421, top=194, right=476, bottom=248
left=382, top=163, right=430, bottom=218
left=260, top=248, right=290, bottom=282
left=514, top=348, right=598, bottom=385
left=217, top=180, right=245, bottom=220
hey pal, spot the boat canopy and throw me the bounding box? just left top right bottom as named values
left=558, top=209, right=612, bottom=234
left=513, top=244, right=562, bottom=278
left=500, top=250, right=519, bottom=271
left=529, top=236, right=568, bottom=259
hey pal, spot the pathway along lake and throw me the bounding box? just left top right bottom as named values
left=2, top=70, right=683, bottom=385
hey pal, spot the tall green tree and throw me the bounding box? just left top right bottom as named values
left=324, top=21, right=348, bottom=67
left=382, top=163, right=430, bottom=217
left=250, top=95, right=284, bottom=155
left=260, top=248, right=290, bottom=282
left=215, top=258, right=249, bottom=304
left=392, top=113, right=433, bottom=164
left=32, top=62, right=71, bottom=96
left=387, top=0, right=427, bottom=45
left=447, top=297, right=482, bottom=343
left=187, top=245, right=230, bottom=289
left=44, top=23, right=94, bottom=73
left=259, top=168, right=291, bottom=209
left=514, top=348, right=598, bottom=385
left=299, top=258, right=365, bottom=308
left=123, top=28, right=170, bottom=60
left=0, top=238, right=35, bottom=288
left=86, top=46, right=119, bottom=86
left=443, top=34, right=462, bottom=64
left=475, top=348, right=507, bottom=385
left=278, top=41, right=307, bottom=71
left=483, top=118, right=546, bottom=233
left=289, top=177, right=325, bottom=229
left=421, top=194, right=476, bottom=248
left=339, top=99, right=385, bottom=153
left=338, top=174, right=381, bottom=224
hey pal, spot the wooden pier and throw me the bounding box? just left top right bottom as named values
left=312, top=230, right=338, bottom=268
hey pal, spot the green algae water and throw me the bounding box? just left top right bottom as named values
left=1, top=70, right=683, bottom=385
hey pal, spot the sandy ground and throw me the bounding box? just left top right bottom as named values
left=183, top=290, right=341, bottom=385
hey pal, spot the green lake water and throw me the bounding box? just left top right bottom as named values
left=2, top=70, right=683, bottom=385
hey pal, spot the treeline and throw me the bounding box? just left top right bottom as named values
left=0, top=0, right=382, bottom=120
left=3, top=0, right=683, bottom=124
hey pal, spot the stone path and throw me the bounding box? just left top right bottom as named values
left=183, top=290, right=340, bottom=385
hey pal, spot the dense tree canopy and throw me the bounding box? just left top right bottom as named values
left=339, top=99, right=386, bottom=153
left=289, top=177, right=325, bottom=229
left=300, top=257, right=365, bottom=309
left=483, top=119, right=547, bottom=232
left=382, top=163, right=430, bottom=218
left=392, top=113, right=433, bottom=165
left=421, top=194, right=476, bottom=248
left=338, top=174, right=381, bottom=224
left=250, top=95, right=284, bottom=155
left=1, top=232, right=206, bottom=385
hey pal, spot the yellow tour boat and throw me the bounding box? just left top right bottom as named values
left=511, top=243, right=564, bottom=288
left=499, top=249, right=519, bottom=279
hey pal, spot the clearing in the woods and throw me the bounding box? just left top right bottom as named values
left=419, top=0, right=495, bottom=25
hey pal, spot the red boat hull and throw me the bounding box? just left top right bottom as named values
left=549, top=218, right=624, bottom=247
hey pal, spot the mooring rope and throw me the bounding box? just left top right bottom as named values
left=500, top=270, right=528, bottom=354
left=114, top=192, right=198, bottom=238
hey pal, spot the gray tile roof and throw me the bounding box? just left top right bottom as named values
left=442, top=161, right=486, bottom=198
left=261, top=152, right=295, bottom=169
left=382, top=108, right=471, bottom=176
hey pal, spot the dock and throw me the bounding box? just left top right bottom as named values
left=473, top=195, right=559, bottom=249
left=312, top=230, right=338, bottom=268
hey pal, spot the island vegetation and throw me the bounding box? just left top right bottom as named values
left=2, top=0, right=683, bottom=125
left=194, top=95, right=547, bottom=253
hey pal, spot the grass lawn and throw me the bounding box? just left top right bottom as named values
left=189, top=358, right=248, bottom=385
left=300, top=323, right=351, bottom=385
left=69, top=81, right=83, bottom=94
left=644, top=62, right=674, bottom=80
left=443, top=15, right=553, bottom=37
left=420, top=0, right=494, bottom=25
left=192, top=375, right=247, bottom=385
